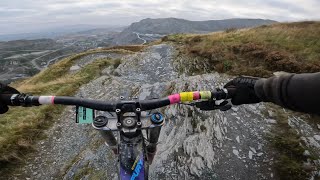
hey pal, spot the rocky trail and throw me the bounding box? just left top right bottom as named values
left=10, top=44, right=320, bottom=180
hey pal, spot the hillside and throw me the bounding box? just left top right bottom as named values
left=1, top=21, right=320, bottom=179
left=162, top=21, right=320, bottom=77
left=113, top=18, right=276, bottom=45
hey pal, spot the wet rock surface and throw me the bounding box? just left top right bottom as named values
left=10, top=44, right=320, bottom=179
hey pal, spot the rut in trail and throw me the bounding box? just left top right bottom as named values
left=11, top=44, right=320, bottom=180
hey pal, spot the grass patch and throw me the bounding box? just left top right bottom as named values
left=0, top=51, right=123, bottom=172
left=264, top=104, right=317, bottom=180
left=25, top=49, right=130, bottom=84
left=164, top=82, right=176, bottom=96
left=74, top=162, right=94, bottom=180
left=162, top=21, right=320, bottom=77
left=269, top=132, right=309, bottom=180
left=113, top=59, right=122, bottom=69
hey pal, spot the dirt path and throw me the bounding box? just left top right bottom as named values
left=10, top=44, right=320, bottom=180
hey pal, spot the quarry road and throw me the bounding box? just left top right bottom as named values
left=134, top=32, right=147, bottom=45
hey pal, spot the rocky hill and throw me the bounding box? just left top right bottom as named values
left=1, top=21, right=319, bottom=180
left=112, top=18, right=276, bottom=45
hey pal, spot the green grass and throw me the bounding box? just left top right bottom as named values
left=74, top=162, right=94, bottom=180
left=162, top=21, right=320, bottom=77
left=269, top=132, right=309, bottom=180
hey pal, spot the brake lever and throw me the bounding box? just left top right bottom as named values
left=195, top=100, right=232, bottom=111
left=217, top=101, right=232, bottom=111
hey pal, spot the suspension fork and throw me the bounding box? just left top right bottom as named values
left=146, top=112, right=164, bottom=163
left=93, top=116, right=118, bottom=154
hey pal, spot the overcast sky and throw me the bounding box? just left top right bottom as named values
left=0, top=0, right=319, bottom=35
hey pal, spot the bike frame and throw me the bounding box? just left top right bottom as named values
left=92, top=98, right=165, bottom=180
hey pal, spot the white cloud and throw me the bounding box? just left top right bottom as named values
left=0, top=0, right=319, bottom=34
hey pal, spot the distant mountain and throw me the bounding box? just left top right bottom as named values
left=0, top=32, right=60, bottom=42
left=71, top=27, right=125, bottom=36
left=112, top=18, right=277, bottom=45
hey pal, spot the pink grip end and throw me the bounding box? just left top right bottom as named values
left=51, top=96, right=55, bottom=104
left=168, top=94, right=181, bottom=104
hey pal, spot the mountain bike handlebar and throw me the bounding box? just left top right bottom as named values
left=0, top=89, right=234, bottom=111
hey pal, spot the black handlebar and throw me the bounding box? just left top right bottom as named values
left=0, top=89, right=234, bottom=111
left=0, top=94, right=12, bottom=105
left=54, top=96, right=116, bottom=111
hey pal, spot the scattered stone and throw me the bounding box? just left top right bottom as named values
left=266, top=119, right=277, bottom=124
left=306, top=137, right=320, bottom=148
left=303, top=150, right=311, bottom=157
left=314, top=135, right=320, bottom=141
left=233, top=149, right=241, bottom=159
left=248, top=105, right=257, bottom=110
left=267, top=110, right=274, bottom=117
left=232, top=107, right=239, bottom=112
left=97, top=93, right=105, bottom=97
left=70, top=65, right=81, bottom=71
left=236, top=136, right=240, bottom=143
left=249, top=151, right=253, bottom=159
left=257, top=153, right=264, bottom=157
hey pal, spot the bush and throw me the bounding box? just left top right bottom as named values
left=223, top=60, right=232, bottom=71
left=225, top=28, right=237, bottom=33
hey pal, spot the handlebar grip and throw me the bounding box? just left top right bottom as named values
left=226, top=88, right=236, bottom=99
left=212, top=88, right=235, bottom=100
left=0, top=94, right=14, bottom=105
